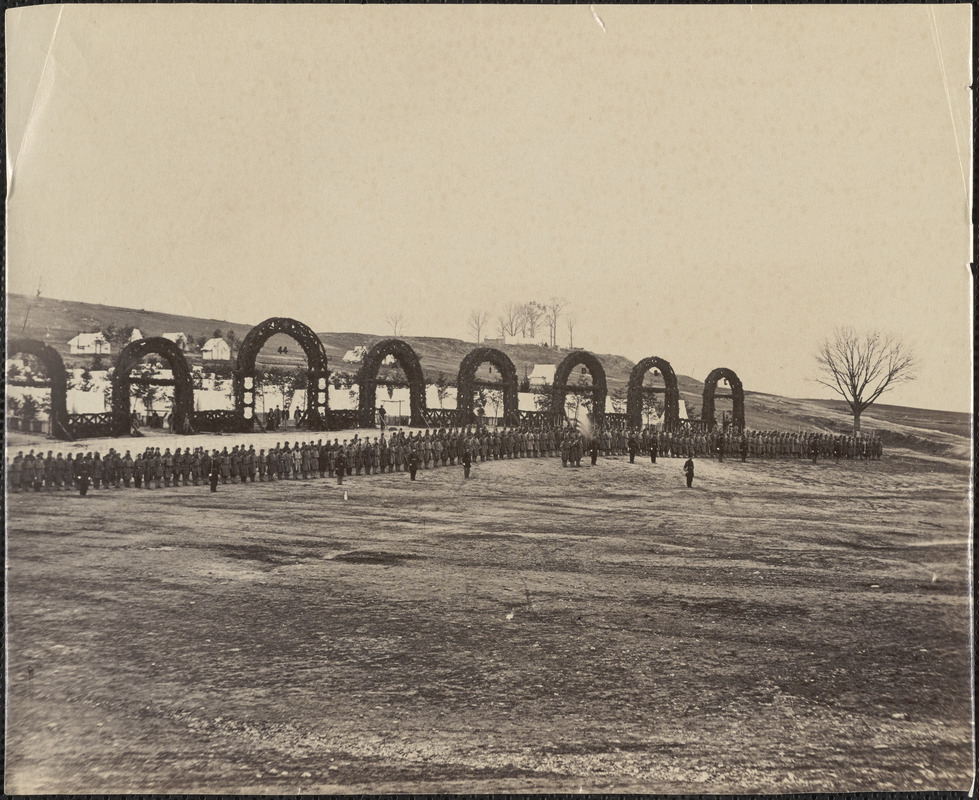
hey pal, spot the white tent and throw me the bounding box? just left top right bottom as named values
left=528, top=364, right=556, bottom=386
left=202, top=338, right=231, bottom=361
left=162, top=332, right=189, bottom=350
left=342, top=347, right=366, bottom=364
left=68, top=332, right=110, bottom=355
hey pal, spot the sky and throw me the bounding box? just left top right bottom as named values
left=5, top=4, right=973, bottom=412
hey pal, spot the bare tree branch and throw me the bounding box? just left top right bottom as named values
left=386, top=311, right=408, bottom=337
left=544, top=297, right=567, bottom=347
left=498, top=302, right=522, bottom=339
left=814, top=327, right=917, bottom=432
left=467, top=310, right=490, bottom=343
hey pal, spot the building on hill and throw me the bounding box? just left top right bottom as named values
left=343, top=346, right=367, bottom=364
left=162, top=332, right=189, bottom=351
left=201, top=337, right=231, bottom=361
left=129, top=328, right=143, bottom=343
left=341, top=345, right=395, bottom=366
left=528, top=364, right=556, bottom=386
left=68, top=332, right=110, bottom=355
left=504, top=334, right=549, bottom=347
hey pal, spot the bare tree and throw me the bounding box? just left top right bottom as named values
left=815, top=327, right=917, bottom=433
left=467, top=310, right=490, bottom=343
left=544, top=297, right=567, bottom=347
left=521, top=301, right=546, bottom=339
left=497, top=302, right=523, bottom=339
left=386, top=311, right=408, bottom=337
left=566, top=311, right=577, bottom=348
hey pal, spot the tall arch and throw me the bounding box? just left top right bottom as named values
left=7, top=339, right=70, bottom=440
left=702, top=367, right=745, bottom=431
left=456, top=348, right=519, bottom=426
left=358, top=339, right=427, bottom=428
left=235, top=317, right=330, bottom=430
left=553, top=351, right=607, bottom=426
left=112, top=338, right=194, bottom=435
left=627, top=356, right=680, bottom=430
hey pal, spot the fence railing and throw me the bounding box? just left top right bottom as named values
left=423, top=409, right=470, bottom=428
left=191, top=409, right=247, bottom=434
left=518, top=410, right=568, bottom=428
left=65, top=413, right=116, bottom=439
left=327, top=410, right=360, bottom=431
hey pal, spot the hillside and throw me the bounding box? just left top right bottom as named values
left=5, top=293, right=649, bottom=391
left=6, top=293, right=970, bottom=453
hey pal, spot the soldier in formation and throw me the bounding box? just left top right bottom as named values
left=5, top=424, right=884, bottom=495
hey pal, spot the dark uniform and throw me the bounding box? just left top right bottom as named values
left=683, top=458, right=694, bottom=488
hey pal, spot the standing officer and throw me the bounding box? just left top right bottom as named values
left=75, top=454, right=92, bottom=496
left=462, top=447, right=472, bottom=479
left=407, top=448, right=420, bottom=481
left=209, top=450, right=221, bottom=492
left=683, top=457, right=695, bottom=488
left=335, top=448, right=347, bottom=485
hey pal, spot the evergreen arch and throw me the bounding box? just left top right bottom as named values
left=702, top=367, right=745, bottom=431
left=627, top=356, right=680, bottom=429
left=456, top=348, right=519, bottom=425
left=235, top=317, right=330, bottom=430
left=553, top=351, right=607, bottom=426
left=357, top=338, right=427, bottom=427
left=7, top=339, right=70, bottom=439
left=112, top=337, right=195, bottom=435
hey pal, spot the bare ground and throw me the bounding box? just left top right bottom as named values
left=4, top=448, right=974, bottom=794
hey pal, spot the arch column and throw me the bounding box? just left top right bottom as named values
left=553, top=351, right=607, bottom=426
left=8, top=339, right=70, bottom=440
left=456, top=347, right=519, bottom=426
left=234, top=317, right=330, bottom=430
left=626, top=356, right=680, bottom=429
left=702, top=367, right=745, bottom=431
left=357, top=338, right=427, bottom=427
left=111, top=337, right=195, bottom=435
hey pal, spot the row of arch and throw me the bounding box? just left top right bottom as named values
left=10, top=318, right=745, bottom=440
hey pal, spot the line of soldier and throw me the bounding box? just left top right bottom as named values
left=647, top=428, right=883, bottom=461
left=6, top=426, right=603, bottom=493
left=6, top=424, right=884, bottom=495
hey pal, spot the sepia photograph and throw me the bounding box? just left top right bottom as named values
left=4, top=3, right=974, bottom=794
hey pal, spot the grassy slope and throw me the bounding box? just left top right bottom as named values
left=6, top=293, right=970, bottom=451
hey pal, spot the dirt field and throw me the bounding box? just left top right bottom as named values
left=5, top=443, right=974, bottom=794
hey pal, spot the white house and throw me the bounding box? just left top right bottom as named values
left=528, top=364, right=556, bottom=386
left=504, top=334, right=548, bottom=347
left=68, top=332, right=110, bottom=355
left=162, top=332, right=189, bottom=351
left=129, top=328, right=143, bottom=343
left=201, top=337, right=231, bottom=361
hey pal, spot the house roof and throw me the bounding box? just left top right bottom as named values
left=202, top=337, right=228, bottom=350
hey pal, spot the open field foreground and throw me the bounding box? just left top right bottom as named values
left=5, top=448, right=974, bottom=794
